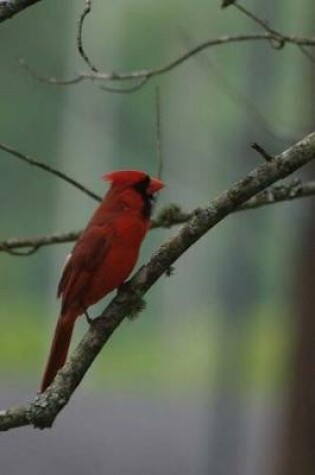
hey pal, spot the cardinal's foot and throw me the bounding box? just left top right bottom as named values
left=83, top=308, right=95, bottom=326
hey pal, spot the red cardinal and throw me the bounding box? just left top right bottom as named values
left=40, top=170, right=164, bottom=392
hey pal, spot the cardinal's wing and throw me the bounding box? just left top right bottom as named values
left=57, top=224, right=113, bottom=313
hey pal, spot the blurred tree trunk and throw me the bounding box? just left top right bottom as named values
left=279, top=199, right=315, bottom=475
left=279, top=3, right=315, bottom=473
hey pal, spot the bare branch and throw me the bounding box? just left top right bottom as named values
left=20, top=32, right=315, bottom=87
left=1, top=245, right=41, bottom=256
left=0, top=142, right=102, bottom=202
left=155, top=87, right=163, bottom=180
left=251, top=142, right=274, bottom=162
left=1, top=131, right=315, bottom=430
left=77, top=0, right=98, bottom=72
left=1, top=180, right=315, bottom=255
left=239, top=179, right=315, bottom=211
left=0, top=231, right=80, bottom=255
left=180, top=31, right=297, bottom=144
left=233, top=1, right=315, bottom=62
left=99, top=77, right=149, bottom=94
left=0, top=0, right=43, bottom=23
left=298, top=44, right=315, bottom=64
left=77, top=0, right=149, bottom=94
left=18, top=58, right=85, bottom=85
left=234, top=2, right=279, bottom=37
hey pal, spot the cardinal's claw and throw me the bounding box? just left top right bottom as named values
left=83, top=307, right=94, bottom=325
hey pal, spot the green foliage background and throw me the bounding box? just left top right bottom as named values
left=0, top=0, right=310, bottom=396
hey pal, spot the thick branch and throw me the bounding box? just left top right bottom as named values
left=0, top=132, right=314, bottom=431
left=0, top=0, right=43, bottom=23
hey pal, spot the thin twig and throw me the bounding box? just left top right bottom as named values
left=298, top=44, right=315, bottom=64
left=181, top=31, right=297, bottom=144
left=251, top=142, right=274, bottom=162
left=234, top=2, right=284, bottom=49
left=77, top=0, right=98, bottom=72
left=155, top=87, right=163, bottom=180
left=234, top=2, right=278, bottom=36
left=77, top=0, right=150, bottom=93
left=19, top=32, right=315, bottom=87
left=18, top=58, right=85, bottom=85
left=0, top=231, right=80, bottom=254
left=233, top=1, right=315, bottom=61
left=0, top=245, right=41, bottom=256
left=100, top=77, right=150, bottom=94
left=0, top=142, right=102, bottom=202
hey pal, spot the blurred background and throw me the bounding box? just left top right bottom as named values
left=0, top=0, right=314, bottom=474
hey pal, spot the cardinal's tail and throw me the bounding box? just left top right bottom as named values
left=40, top=313, right=76, bottom=392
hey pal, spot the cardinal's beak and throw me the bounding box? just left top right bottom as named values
left=148, top=177, right=164, bottom=194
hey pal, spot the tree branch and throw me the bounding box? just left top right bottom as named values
left=0, top=0, right=43, bottom=24
left=0, top=142, right=102, bottom=202
left=1, top=131, right=315, bottom=431
left=155, top=87, right=163, bottom=180
left=77, top=0, right=98, bottom=73
left=0, top=230, right=81, bottom=255
left=1, top=179, right=314, bottom=255
left=19, top=32, right=315, bottom=89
